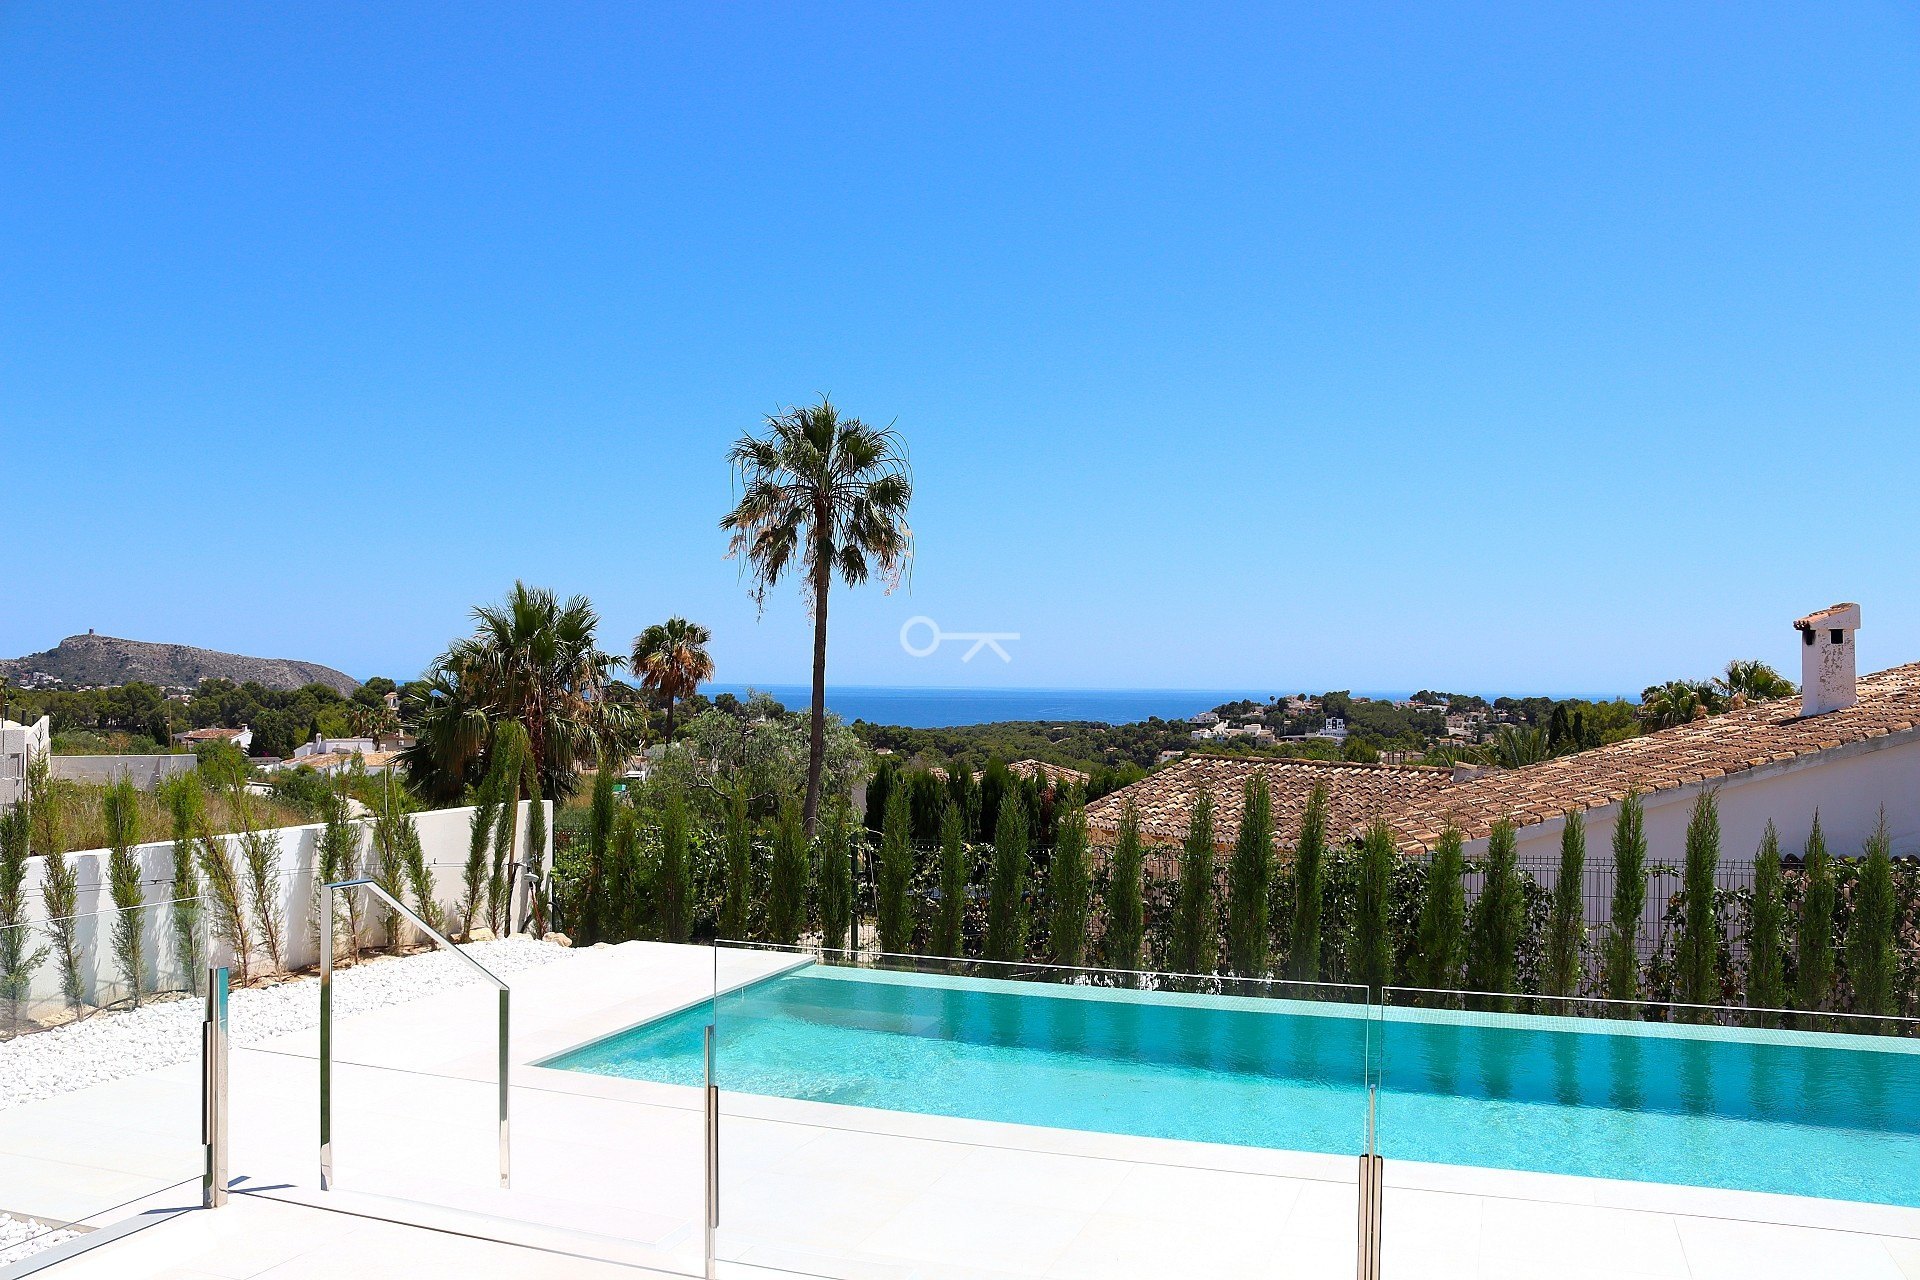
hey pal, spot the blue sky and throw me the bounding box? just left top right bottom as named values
left=3, top=3, right=1916, bottom=696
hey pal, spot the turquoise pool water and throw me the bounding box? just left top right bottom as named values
left=544, top=963, right=1920, bottom=1207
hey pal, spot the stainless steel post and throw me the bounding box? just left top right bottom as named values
left=318, top=878, right=510, bottom=1192
left=201, top=965, right=229, bottom=1208
left=704, top=1022, right=718, bottom=1280
left=1356, top=1083, right=1383, bottom=1280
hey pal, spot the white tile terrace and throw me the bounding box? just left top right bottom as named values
left=9, top=941, right=1920, bottom=1279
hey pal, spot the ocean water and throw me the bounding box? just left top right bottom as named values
left=546, top=964, right=1920, bottom=1207
left=704, top=685, right=1258, bottom=728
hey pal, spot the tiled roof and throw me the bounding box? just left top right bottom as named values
left=1006, top=759, right=1090, bottom=786
left=1388, top=662, right=1920, bottom=851
left=179, top=726, right=244, bottom=741
left=1083, top=663, right=1920, bottom=858
left=1084, top=754, right=1454, bottom=851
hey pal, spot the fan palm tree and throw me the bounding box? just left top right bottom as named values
left=400, top=582, right=634, bottom=801
left=632, top=617, right=715, bottom=742
left=722, top=399, right=912, bottom=835
left=1716, top=659, right=1796, bottom=705
left=1639, top=679, right=1722, bottom=731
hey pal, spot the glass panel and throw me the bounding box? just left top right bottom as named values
left=711, top=942, right=1371, bottom=1280
left=1378, top=988, right=1920, bottom=1278
left=0, top=897, right=206, bottom=1261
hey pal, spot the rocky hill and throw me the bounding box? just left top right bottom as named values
left=0, top=634, right=358, bottom=695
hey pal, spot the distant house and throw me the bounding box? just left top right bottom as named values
left=269, top=734, right=401, bottom=776
left=0, top=716, right=50, bottom=805
left=1309, top=716, right=1348, bottom=742
left=1191, top=711, right=1221, bottom=727
left=174, top=725, right=253, bottom=754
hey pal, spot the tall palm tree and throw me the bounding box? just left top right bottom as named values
left=1716, top=659, right=1796, bottom=705
left=1639, top=679, right=1722, bottom=731
left=400, top=582, right=633, bottom=801
left=722, top=399, right=912, bottom=835
left=632, top=617, right=715, bottom=742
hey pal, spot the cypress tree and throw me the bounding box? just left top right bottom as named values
left=1544, top=810, right=1585, bottom=999
left=1847, top=810, right=1897, bottom=1019
left=1412, top=825, right=1466, bottom=993
left=1226, top=775, right=1273, bottom=976
left=1169, top=790, right=1217, bottom=975
left=161, top=774, right=205, bottom=993
left=105, top=776, right=146, bottom=1004
left=876, top=783, right=914, bottom=953
left=816, top=800, right=854, bottom=952
left=1289, top=784, right=1329, bottom=982
left=985, top=794, right=1030, bottom=961
left=1048, top=790, right=1092, bottom=967
left=767, top=798, right=810, bottom=946
left=719, top=785, right=752, bottom=941
left=933, top=801, right=968, bottom=958
left=1796, top=813, right=1835, bottom=1015
left=1466, top=819, right=1523, bottom=1005
left=1675, top=791, right=1722, bottom=1013
left=1603, top=789, right=1647, bottom=1004
left=610, top=806, right=644, bottom=940
left=1746, top=822, right=1787, bottom=1019
left=1102, top=799, right=1145, bottom=973
left=0, top=804, right=48, bottom=1032
left=655, top=789, right=694, bottom=943
left=579, top=761, right=618, bottom=944
left=1348, top=819, right=1395, bottom=996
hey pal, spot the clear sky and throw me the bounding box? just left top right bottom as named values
left=3, top=3, right=1916, bottom=696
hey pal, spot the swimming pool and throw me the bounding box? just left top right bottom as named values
left=542, top=961, right=1920, bottom=1207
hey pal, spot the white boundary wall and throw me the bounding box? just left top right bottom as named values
left=13, top=802, right=552, bottom=985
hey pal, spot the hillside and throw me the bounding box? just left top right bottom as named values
left=0, top=633, right=358, bottom=696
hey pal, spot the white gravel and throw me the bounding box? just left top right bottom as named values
left=0, top=1213, right=78, bottom=1266
left=0, top=937, right=572, bottom=1111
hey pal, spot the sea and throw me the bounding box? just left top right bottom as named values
left=709, top=685, right=1285, bottom=729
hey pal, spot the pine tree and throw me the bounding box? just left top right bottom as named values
left=876, top=783, right=915, bottom=952
left=1543, top=810, right=1585, bottom=999
left=1412, top=825, right=1466, bottom=993
left=932, top=801, right=968, bottom=958
left=1675, top=791, right=1722, bottom=1012
left=1603, top=789, right=1647, bottom=1005
left=817, top=800, right=854, bottom=952
left=1746, top=822, right=1787, bottom=1020
left=767, top=798, right=810, bottom=946
left=31, top=758, right=83, bottom=1013
left=1102, top=799, right=1145, bottom=972
left=1348, top=819, right=1395, bottom=996
left=719, top=785, right=752, bottom=941
left=656, top=789, right=694, bottom=943
left=196, top=833, right=252, bottom=979
left=985, top=794, right=1030, bottom=962
left=1226, top=775, right=1273, bottom=976
left=1796, top=813, right=1835, bottom=1015
left=1847, top=809, right=1897, bottom=1019
left=104, top=776, right=147, bottom=1004
left=1466, top=819, right=1523, bottom=1006
left=1169, top=790, right=1217, bottom=975
left=1048, top=790, right=1091, bottom=968
left=1289, top=784, right=1330, bottom=982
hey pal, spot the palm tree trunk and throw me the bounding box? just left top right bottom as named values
left=804, top=559, right=830, bottom=839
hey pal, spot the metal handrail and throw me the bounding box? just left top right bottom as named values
left=318, top=877, right=510, bottom=1191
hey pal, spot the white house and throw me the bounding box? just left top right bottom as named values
left=173, top=724, right=253, bottom=754
left=1310, top=716, right=1348, bottom=742
left=0, top=716, right=50, bottom=805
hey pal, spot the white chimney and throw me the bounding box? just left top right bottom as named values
left=1794, top=603, right=1860, bottom=717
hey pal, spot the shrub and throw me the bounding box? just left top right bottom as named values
left=1102, top=800, right=1145, bottom=972
left=1411, top=826, right=1466, bottom=993
left=1226, top=775, right=1272, bottom=977
left=1169, top=790, right=1217, bottom=975
left=1348, top=819, right=1394, bottom=995
left=932, top=802, right=967, bottom=958
left=1289, top=784, right=1329, bottom=981
left=876, top=784, right=914, bottom=953
left=1543, top=811, right=1585, bottom=999
left=1466, top=819, right=1523, bottom=1006
left=1796, top=813, right=1835, bottom=1014
left=1745, top=821, right=1786, bottom=1019
left=1603, top=789, right=1647, bottom=1004
left=1048, top=791, right=1091, bottom=968
left=1675, top=792, right=1722, bottom=1012
left=985, top=794, right=1030, bottom=962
